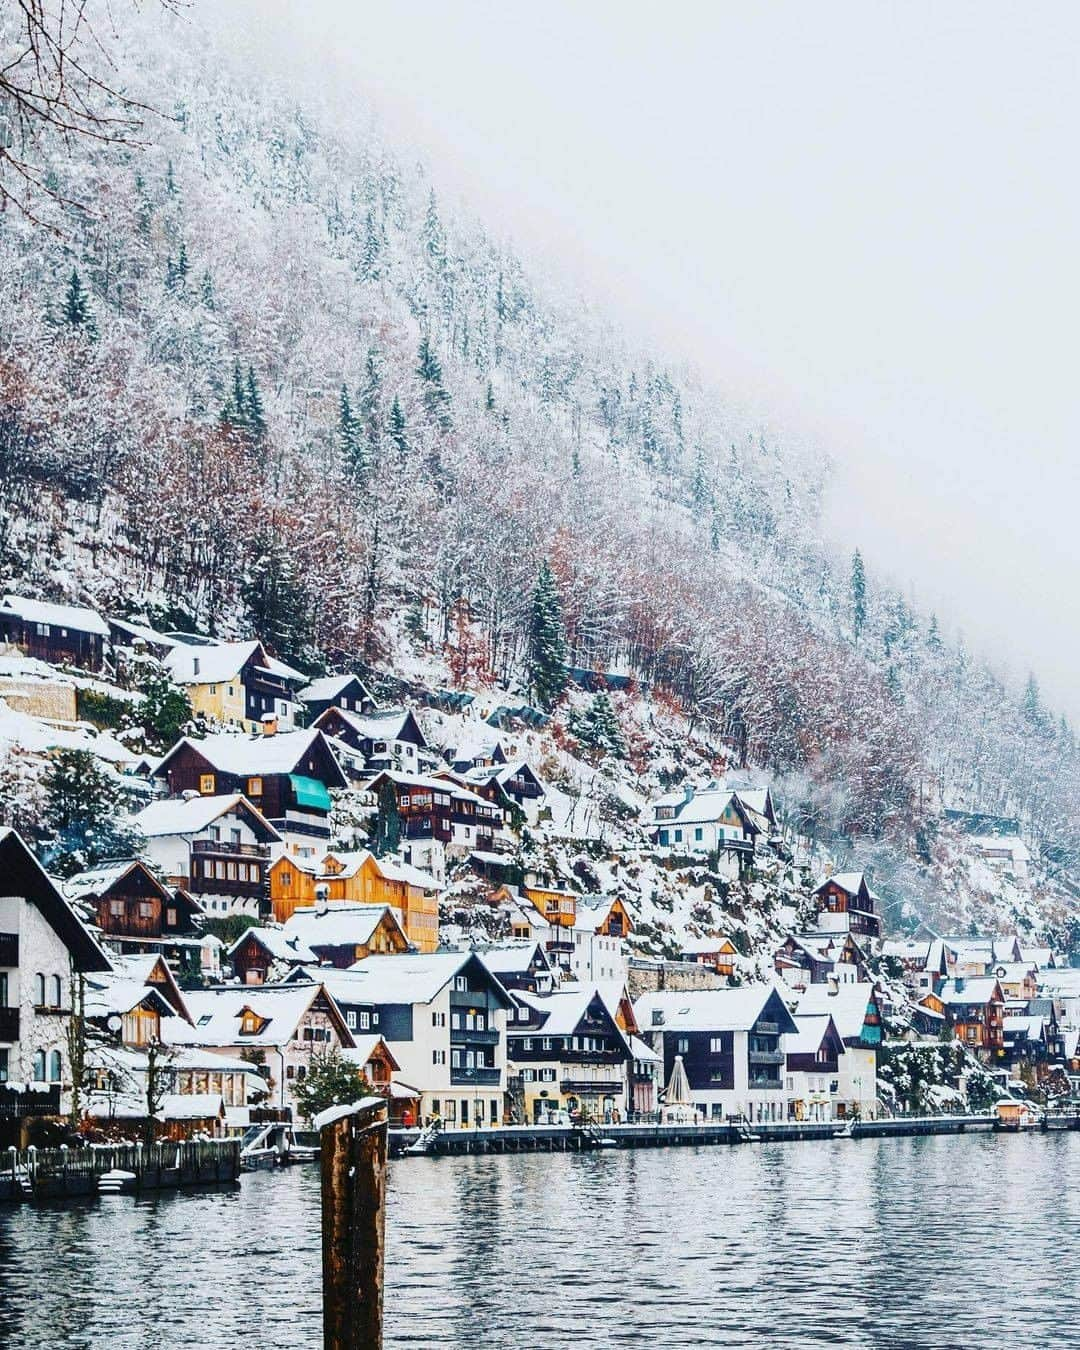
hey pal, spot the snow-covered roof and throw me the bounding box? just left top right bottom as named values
left=159, top=728, right=344, bottom=781
left=343, top=952, right=512, bottom=1008
left=166, top=983, right=343, bottom=1049
left=372, top=854, right=439, bottom=891
left=574, top=897, right=620, bottom=934
left=680, top=935, right=734, bottom=955
left=283, top=902, right=406, bottom=951
left=477, top=943, right=550, bottom=976
left=969, top=835, right=1032, bottom=862
left=341, top=1034, right=400, bottom=1072
left=227, top=925, right=316, bottom=964
left=787, top=1012, right=840, bottom=1056
left=107, top=617, right=181, bottom=650
left=937, top=977, right=1002, bottom=1005
left=649, top=782, right=747, bottom=827
left=159, top=1093, right=225, bottom=1120
left=164, top=639, right=304, bottom=686
left=134, top=792, right=282, bottom=840
left=813, top=871, right=868, bottom=898
left=299, top=673, right=368, bottom=704
left=881, top=939, right=932, bottom=963
left=321, top=707, right=422, bottom=742
left=634, top=984, right=796, bottom=1035
left=63, top=859, right=168, bottom=904
left=511, top=986, right=632, bottom=1049
left=1, top=594, right=108, bottom=637
left=627, top=1034, right=661, bottom=1063
left=368, top=769, right=496, bottom=810
left=791, top=983, right=879, bottom=1040
left=0, top=700, right=138, bottom=765
left=84, top=970, right=176, bottom=1020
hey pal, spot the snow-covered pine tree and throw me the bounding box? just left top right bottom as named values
left=851, top=549, right=867, bottom=640
left=417, top=335, right=452, bottom=431
left=527, top=561, right=568, bottom=711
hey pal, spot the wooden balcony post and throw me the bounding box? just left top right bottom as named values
left=319, top=1097, right=388, bottom=1350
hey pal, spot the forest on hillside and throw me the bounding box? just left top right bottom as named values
left=0, top=4, right=1077, bottom=887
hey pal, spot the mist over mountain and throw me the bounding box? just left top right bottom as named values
left=1, top=5, right=1077, bottom=935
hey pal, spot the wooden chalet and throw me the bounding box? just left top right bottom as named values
left=280, top=901, right=411, bottom=968
left=365, top=770, right=504, bottom=855
left=811, top=872, right=882, bottom=939
left=0, top=594, right=109, bottom=670
left=937, top=977, right=1006, bottom=1057
left=64, top=860, right=202, bottom=948
left=297, top=673, right=377, bottom=722
left=152, top=728, right=347, bottom=847
left=314, top=707, right=428, bottom=773
left=681, top=936, right=738, bottom=977
left=164, top=639, right=306, bottom=731
left=774, top=932, right=869, bottom=990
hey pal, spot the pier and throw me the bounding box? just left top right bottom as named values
left=0, top=1139, right=241, bottom=1203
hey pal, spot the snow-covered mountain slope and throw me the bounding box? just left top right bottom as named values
left=0, top=6, right=1077, bottom=941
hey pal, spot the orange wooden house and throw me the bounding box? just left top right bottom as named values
left=269, top=850, right=439, bottom=952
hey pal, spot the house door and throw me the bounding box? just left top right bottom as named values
left=460, top=1099, right=469, bottom=1126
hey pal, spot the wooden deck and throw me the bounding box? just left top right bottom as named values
left=0, top=1139, right=241, bottom=1203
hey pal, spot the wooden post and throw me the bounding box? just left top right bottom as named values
left=319, top=1098, right=388, bottom=1350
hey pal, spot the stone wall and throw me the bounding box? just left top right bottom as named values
left=627, top=958, right=728, bottom=1000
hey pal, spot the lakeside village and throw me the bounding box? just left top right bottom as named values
left=1, top=591, right=1079, bottom=1173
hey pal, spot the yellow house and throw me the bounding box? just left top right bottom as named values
left=164, top=639, right=305, bottom=731
left=522, top=881, right=578, bottom=929
left=269, top=854, right=320, bottom=922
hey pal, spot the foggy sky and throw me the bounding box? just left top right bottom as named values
left=211, top=1, right=1080, bottom=719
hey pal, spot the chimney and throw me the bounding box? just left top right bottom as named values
left=261, top=712, right=278, bottom=737
left=827, top=974, right=839, bottom=996
left=193, top=656, right=200, bottom=677
left=955, top=976, right=965, bottom=993
left=683, top=785, right=695, bottom=803
left=315, top=883, right=329, bottom=916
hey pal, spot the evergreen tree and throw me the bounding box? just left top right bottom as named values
left=422, top=188, right=445, bottom=270
left=138, top=670, right=192, bottom=748
left=690, top=446, right=709, bottom=513
left=1022, top=673, right=1045, bottom=730
left=372, top=779, right=401, bottom=856
left=417, top=335, right=452, bottom=431
left=43, top=750, right=142, bottom=876
left=339, top=383, right=368, bottom=482
left=388, top=396, right=409, bottom=462
left=359, top=346, right=382, bottom=451
left=165, top=159, right=177, bottom=194
left=851, top=549, right=867, bottom=640
left=527, top=561, right=568, bottom=711
left=245, top=366, right=267, bottom=441
left=59, top=268, right=97, bottom=338
left=242, top=532, right=313, bottom=663
left=485, top=381, right=496, bottom=413
left=570, top=691, right=626, bottom=757
left=293, top=1048, right=370, bottom=1124
left=200, top=269, right=215, bottom=309
left=360, top=209, right=381, bottom=279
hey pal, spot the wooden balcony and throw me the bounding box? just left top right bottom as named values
left=450, top=1065, right=501, bottom=1086
left=192, top=840, right=269, bottom=858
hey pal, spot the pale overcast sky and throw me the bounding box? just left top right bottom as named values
left=215, top=1, right=1080, bottom=718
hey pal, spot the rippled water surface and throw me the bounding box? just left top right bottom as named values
left=1, top=1133, right=1077, bottom=1348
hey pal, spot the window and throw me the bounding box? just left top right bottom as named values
left=35, top=622, right=51, bottom=635
left=695, top=828, right=703, bottom=842
left=359, top=1011, right=370, bottom=1030
left=541, top=1037, right=552, bottom=1052
left=709, top=1037, right=724, bottom=1053
left=659, top=830, right=670, bottom=846
left=32, top=1050, right=46, bottom=1081
left=444, top=1100, right=456, bottom=1122
left=199, top=773, right=215, bottom=794
left=454, top=976, right=468, bottom=992
left=139, top=902, right=154, bottom=919
left=451, top=1049, right=461, bottom=1068
left=522, top=1068, right=535, bottom=1082
left=231, top=829, right=241, bottom=845
left=34, top=973, right=45, bottom=1007
left=0, top=973, right=6, bottom=1007
left=247, top=777, right=263, bottom=796
left=451, top=1012, right=462, bottom=1030
left=522, top=1037, right=532, bottom=1050
left=110, top=899, right=124, bottom=918
left=49, top=1050, right=62, bottom=1082
left=227, top=862, right=237, bottom=881
left=433, top=1050, right=447, bottom=1065
left=51, top=975, right=62, bottom=1008
left=540, top=1068, right=557, bottom=1083
left=166, top=907, right=177, bottom=927
left=346, top=1011, right=357, bottom=1030
left=0, top=1048, right=7, bottom=1083
left=676, top=1037, right=689, bottom=1054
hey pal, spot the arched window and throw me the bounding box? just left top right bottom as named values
left=49, top=1050, right=62, bottom=1082
left=32, top=1050, right=46, bottom=1081
left=34, top=973, right=46, bottom=1007
left=51, top=975, right=63, bottom=1009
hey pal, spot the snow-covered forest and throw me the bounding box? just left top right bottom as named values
left=0, top=5, right=1077, bottom=933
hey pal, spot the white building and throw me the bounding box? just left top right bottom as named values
left=634, top=985, right=798, bottom=1123
left=791, top=981, right=884, bottom=1120
left=0, top=830, right=112, bottom=1109
left=648, top=781, right=759, bottom=875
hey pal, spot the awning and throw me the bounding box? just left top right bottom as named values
left=289, top=774, right=332, bottom=812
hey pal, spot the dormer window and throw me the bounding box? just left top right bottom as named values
left=239, top=1008, right=265, bottom=1036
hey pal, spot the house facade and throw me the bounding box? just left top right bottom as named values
left=937, top=977, right=1006, bottom=1059
left=792, top=981, right=884, bottom=1119
left=0, top=595, right=109, bottom=671
left=785, top=1013, right=847, bottom=1121
left=164, top=639, right=306, bottom=731
left=314, top=708, right=429, bottom=774
left=298, top=673, right=376, bottom=722
left=811, top=873, right=882, bottom=940
left=365, top=770, right=506, bottom=878
left=634, top=985, right=798, bottom=1123
left=650, top=783, right=760, bottom=874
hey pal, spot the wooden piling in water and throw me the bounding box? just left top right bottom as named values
left=319, top=1097, right=389, bottom=1350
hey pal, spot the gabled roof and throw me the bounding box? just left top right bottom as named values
left=575, top=895, right=631, bottom=935
left=298, top=673, right=372, bottom=704
left=314, top=707, right=427, bottom=748
left=476, top=942, right=553, bottom=977
left=342, top=951, right=514, bottom=1009
left=164, top=639, right=304, bottom=687
left=649, top=782, right=758, bottom=831
left=165, top=982, right=352, bottom=1049
left=633, top=984, right=798, bottom=1035
left=134, top=792, right=282, bottom=842
left=365, top=769, right=498, bottom=810
left=342, top=1034, right=401, bottom=1073
left=0, top=830, right=111, bottom=972
left=63, top=858, right=173, bottom=905
left=813, top=871, right=870, bottom=900
left=682, top=935, right=735, bottom=955
left=227, top=926, right=317, bottom=965
left=938, top=977, right=1004, bottom=1005
left=791, top=982, right=881, bottom=1041
left=509, top=986, right=633, bottom=1053
left=0, top=594, right=108, bottom=637
left=154, top=729, right=347, bottom=786
left=283, top=902, right=409, bottom=952
left=84, top=970, right=177, bottom=1021
left=787, top=1012, right=844, bottom=1057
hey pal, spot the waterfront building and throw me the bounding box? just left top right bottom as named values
left=634, top=984, right=798, bottom=1123
left=936, top=977, right=1006, bottom=1059
left=791, top=981, right=884, bottom=1118
left=784, top=1012, right=847, bottom=1121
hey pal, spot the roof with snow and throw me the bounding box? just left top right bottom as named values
left=476, top=943, right=552, bottom=976
left=341, top=1034, right=400, bottom=1073
left=634, top=985, right=797, bottom=1035
left=298, top=673, right=371, bottom=704
left=510, top=986, right=632, bottom=1049
left=813, top=871, right=869, bottom=898
left=342, top=952, right=514, bottom=1008
left=282, top=902, right=408, bottom=951
left=649, top=782, right=757, bottom=830
left=937, top=977, right=1003, bottom=1005
left=792, top=982, right=880, bottom=1041
left=0, top=594, right=108, bottom=637
left=164, top=639, right=304, bottom=686
left=159, top=1093, right=225, bottom=1120
left=155, top=728, right=347, bottom=784
left=227, top=925, right=317, bottom=964
left=316, top=707, right=427, bottom=745
left=134, top=792, right=282, bottom=841
left=166, top=982, right=348, bottom=1049
left=786, top=1012, right=842, bottom=1057
left=63, top=859, right=172, bottom=904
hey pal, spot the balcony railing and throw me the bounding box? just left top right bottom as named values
left=451, top=1027, right=500, bottom=1046
left=749, top=1049, right=786, bottom=1066
left=748, top=1076, right=784, bottom=1090
left=755, top=1021, right=780, bottom=1036
left=0, top=933, right=18, bottom=966
left=450, top=1066, right=502, bottom=1086
left=0, top=1007, right=19, bottom=1040
left=192, top=840, right=269, bottom=858
left=561, top=1077, right=622, bottom=1095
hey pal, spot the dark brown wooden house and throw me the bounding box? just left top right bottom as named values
left=811, top=872, right=882, bottom=939
left=297, top=673, right=377, bottom=722
left=152, top=728, right=348, bottom=843
left=0, top=595, right=108, bottom=670
left=366, top=770, right=504, bottom=853
left=64, top=860, right=201, bottom=945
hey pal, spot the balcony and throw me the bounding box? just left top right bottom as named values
left=192, top=840, right=270, bottom=858
left=0, top=932, right=17, bottom=966
left=749, top=1049, right=785, bottom=1066
left=451, top=1027, right=500, bottom=1046
left=0, top=1007, right=19, bottom=1041
left=544, top=939, right=575, bottom=955
left=754, top=1021, right=780, bottom=1036
left=748, top=1076, right=783, bottom=1090
left=450, top=1066, right=502, bottom=1086
left=561, top=1077, right=622, bottom=1095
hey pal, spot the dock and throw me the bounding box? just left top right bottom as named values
left=0, top=1139, right=241, bottom=1203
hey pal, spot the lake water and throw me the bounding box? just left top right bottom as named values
left=0, top=1133, right=1077, bottom=1348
